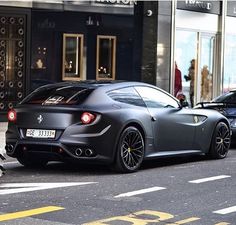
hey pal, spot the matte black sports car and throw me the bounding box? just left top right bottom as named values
left=195, top=90, right=236, bottom=144
left=5, top=81, right=231, bottom=172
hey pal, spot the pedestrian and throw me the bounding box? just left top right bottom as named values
left=174, top=62, right=182, bottom=97
left=184, top=59, right=195, bottom=107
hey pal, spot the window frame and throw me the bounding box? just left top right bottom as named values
left=62, top=33, right=84, bottom=81
left=96, top=35, right=116, bottom=80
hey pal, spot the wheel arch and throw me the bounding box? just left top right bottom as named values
left=208, top=118, right=231, bottom=159
left=212, top=118, right=231, bottom=137
left=112, top=121, right=146, bottom=172
left=112, top=121, right=146, bottom=162
left=207, top=118, right=230, bottom=149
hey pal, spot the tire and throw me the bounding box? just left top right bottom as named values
left=114, top=126, right=145, bottom=173
left=209, top=121, right=231, bottom=159
left=17, top=155, right=48, bottom=168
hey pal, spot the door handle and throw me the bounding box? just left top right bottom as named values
left=151, top=116, right=156, bottom=121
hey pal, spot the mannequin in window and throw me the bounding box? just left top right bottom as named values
left=201, top=65, right=210, bottom=101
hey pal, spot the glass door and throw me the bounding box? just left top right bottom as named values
left=198, top=33, right=215, bottom=103
left=175, top=30, right=197, bottom=107
left=175, top=30, right=216, bottom=107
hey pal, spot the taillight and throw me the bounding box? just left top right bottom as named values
left=7, top=109, right=17, bottom=122
left=81, top=112, right=95, bottom=124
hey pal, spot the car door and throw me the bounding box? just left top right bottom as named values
left=135, top=86, right=196, bottom=151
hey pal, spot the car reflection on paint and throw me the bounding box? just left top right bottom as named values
left=195, top=90, right=236, bottom=145
left=5, top=80, right=231, bottom=173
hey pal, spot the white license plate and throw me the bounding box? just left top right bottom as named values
left=26, top=129, right=56, bottom=138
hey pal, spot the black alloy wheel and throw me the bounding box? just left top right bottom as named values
left=115, top=126, right=144, bottom=173
left=209, top=121, right=231, bottom=159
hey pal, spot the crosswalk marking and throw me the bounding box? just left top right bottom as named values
left=0, top=206, right=64, bottom=222
left=188, top=175, right=231, bottom=184
left=0, top=182, right=97, bottom=195
left=214, top=223, right=230, bottom=225
left=114, top=186, right=166, bottom=198
left=213, top=206, right=236, bottom=215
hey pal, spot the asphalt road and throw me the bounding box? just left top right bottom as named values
left=1, top=149, right=236, bottom=225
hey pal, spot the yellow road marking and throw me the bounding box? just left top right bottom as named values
left=83, top=210, right=174, bottom=225
left=166, top=217, right=200, bottom=224
left=0, top=206, right=64, bottom=222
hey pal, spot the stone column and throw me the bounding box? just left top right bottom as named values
left=133, top=1, right=172, bottom=92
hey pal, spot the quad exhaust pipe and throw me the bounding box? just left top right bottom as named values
left=73, top=147, right=94, bottom=157
left=75, top=148, right=83, bottom=157
left=85, top=148, right=93, bottom=157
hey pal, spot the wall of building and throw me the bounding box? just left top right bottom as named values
left=0, top=1, right=135, bottom=121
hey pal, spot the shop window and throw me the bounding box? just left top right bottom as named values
left=62, top=33, right=84, bottom=81
left=96, top=35, right=116, bottom=80
left=224, top=34, right=236, bottom=92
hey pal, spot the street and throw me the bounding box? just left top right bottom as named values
left=0, top=149, right=236, bottom=225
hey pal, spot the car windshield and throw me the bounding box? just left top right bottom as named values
left=21, top=86, right=94, bottom=105
left=212, top=91, right=236, bottom=104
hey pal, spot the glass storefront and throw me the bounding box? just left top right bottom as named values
left=224, top=16, right=236, bottom=92
left=199, top=33, right=215, bottom=102
left=175, top=30, right=197, bottom=107
left=174, top=9, right=219, bottom=107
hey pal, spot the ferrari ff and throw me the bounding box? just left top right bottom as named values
left=5, top=81, right=231, bottom=172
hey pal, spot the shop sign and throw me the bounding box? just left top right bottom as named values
left=177, top=0, right=220, bottom=15
left=227, top=1, right=236, bottom=17
left=94, top=0, right=137, bottom=5
left=37, top=19, right=55, bottom=29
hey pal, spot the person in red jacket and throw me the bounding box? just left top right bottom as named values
left=174, top=62, right=182, bottom=97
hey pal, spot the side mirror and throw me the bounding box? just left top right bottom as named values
left=180, top=98, right=189, bottom=108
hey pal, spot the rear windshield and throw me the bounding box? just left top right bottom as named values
left=22, top=86, right=94, bottom=105
left=213, top=92, right=236, bottom=103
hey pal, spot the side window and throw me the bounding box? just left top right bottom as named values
left=107, top=87, right=145, bottom=107
left=135, top=86, right=179, bottom=108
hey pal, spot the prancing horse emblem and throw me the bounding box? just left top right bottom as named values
left=37, top=115, right=43, bottom=124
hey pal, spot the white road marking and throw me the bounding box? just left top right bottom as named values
left=188, top=175, right=231, bottom=184
left=0, top=182, right=97, bottom=195
left=3, top=161, right=19, bottom=166
left=213, top=206, right=236, bottom=215
left=114, top=186, right=166, bottom=198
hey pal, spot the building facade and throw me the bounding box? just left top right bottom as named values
left=139, top=1, right=236, bottom=107
left=0, top=0, right=136, bottom=121
left=0, top=0, right=236, bottom=121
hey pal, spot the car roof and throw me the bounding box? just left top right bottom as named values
left=64, top=80, right=123, bottom=87
left=37, top=80, right=154, bottom=91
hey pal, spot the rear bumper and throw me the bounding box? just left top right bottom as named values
left=6, top=124, right=118, bottom=165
